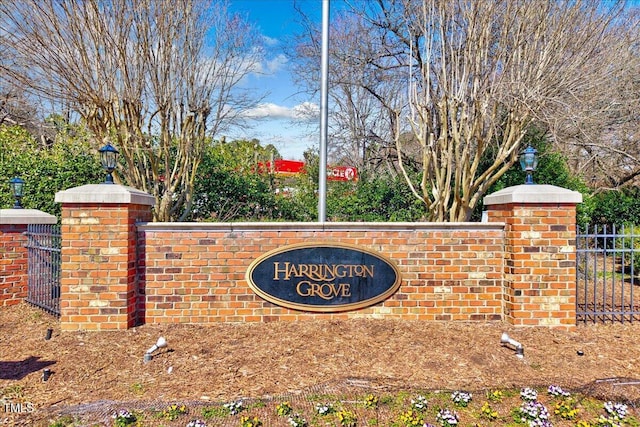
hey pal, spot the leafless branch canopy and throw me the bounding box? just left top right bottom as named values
left=0, top=0, right=264, bottom=220
left=293, top=0, right=638, bottom=221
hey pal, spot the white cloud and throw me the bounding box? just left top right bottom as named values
left=265, top=53, right=288, bottom=73
left=243, top=102, right=319, bottom=121
left=262, top=35, right=279, bottom=47
left=244, top=103, right=290, bottom=118
left=292, top=102, right=319, bottom=119
left=249, top=53, right=288, bottom=76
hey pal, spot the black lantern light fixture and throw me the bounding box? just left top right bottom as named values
left=98, top=142, right=119, bottom=184
left=9, top=177, right=25, bottom=209
left=519, top=145, right=538, bottom=185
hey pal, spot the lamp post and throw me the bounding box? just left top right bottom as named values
left=9, top=177, right=25, bottom=209
left=519, top=145, right=538, bottom=185
left=98, top=142, right=119, bottom=184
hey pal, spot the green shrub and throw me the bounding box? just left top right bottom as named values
left=0, top=124, right=103, bottom=218
left=589, top=188, right=640, bottom=226
left=614, top=224, right=640, bottom=275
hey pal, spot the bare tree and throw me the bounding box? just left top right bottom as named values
left=292, top=11, right=410, bottom=175
left=402, top=0, right=639, bottom=220
left=0, top=90, right=57, bottom=146
left=294, top=0, right=637, bottom=221
left=547, top=7, right=640, bottom=192
left=0, top=0, right=264, bottom=221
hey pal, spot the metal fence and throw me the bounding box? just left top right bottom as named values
left=25, top=223, right=61, bottom=316
left=576, top=224, right=639, bottom=323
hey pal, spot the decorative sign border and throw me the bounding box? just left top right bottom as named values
left=245, top=242, right=402, bottom=312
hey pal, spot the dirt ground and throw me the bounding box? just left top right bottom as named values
left=3, top=303, right=640, bottom=425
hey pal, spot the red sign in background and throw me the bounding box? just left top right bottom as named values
left=258, top=160, right=358, bottom=181
left=326, top=166, right=358, bottom=181
left=258, top=159, right=306, bottom=175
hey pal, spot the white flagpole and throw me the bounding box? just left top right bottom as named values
left=318, top=0, right=330, bottom=222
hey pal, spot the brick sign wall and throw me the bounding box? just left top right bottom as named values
left=46, top=183, right=582, bottom=331
left=138, top=223, right=505, bottom=325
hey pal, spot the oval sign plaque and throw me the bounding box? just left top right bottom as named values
left=246, top=242, right=401, bottom=312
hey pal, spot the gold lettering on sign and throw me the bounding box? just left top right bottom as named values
left=272, top=262, right=373, bottom=301
left=296, top=281, right=352, bottom=300
left=272, top=262, right=374, bottom=281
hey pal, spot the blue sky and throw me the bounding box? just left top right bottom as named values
left=227, top=0, right=332, bottom=160
left=227, top=0, right=640, bottom=160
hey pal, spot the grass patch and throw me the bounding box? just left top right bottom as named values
left=1, top=384, right=25, bottom=399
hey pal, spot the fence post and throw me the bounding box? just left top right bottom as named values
left=0, top=209, right=57, bottom=306
left=55, top=184, right=154, bottom=331
left=484, top=184, right=582, bottom=329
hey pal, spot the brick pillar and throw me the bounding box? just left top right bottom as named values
left=484, top=184, right=582, bottom=329
left=0, top=209, right=57, bottom=306
left=55, top=184, right=154, bottom=330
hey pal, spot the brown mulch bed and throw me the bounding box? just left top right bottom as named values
left=2, top=303, right=640, bottom=425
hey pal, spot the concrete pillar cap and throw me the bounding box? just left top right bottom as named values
left=0, top=209, right=57, bottom=225
left=483, top=184, right=582, bottom=206
left=55, top=184, right=155, bottom=206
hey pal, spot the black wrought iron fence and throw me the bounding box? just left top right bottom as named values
left=576, top=224, right=639, bottom=323
left=25, top=223, right=61, bottom=316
